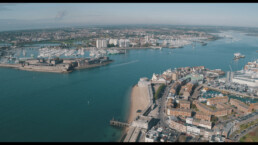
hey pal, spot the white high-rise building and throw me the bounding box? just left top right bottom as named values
left=119, top=39, right=130, bottom=48
left=96, top=39, right=107, bottom=48
left=109, top=39, right=118, bottom=46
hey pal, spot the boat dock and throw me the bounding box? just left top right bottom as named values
left=110, top=118, right=130, bottom=128
left=201, top=84, right=256, bottom=99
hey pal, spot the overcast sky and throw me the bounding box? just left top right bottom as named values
left=0, top=3, right=258, bottom=31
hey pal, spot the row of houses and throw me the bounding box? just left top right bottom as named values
left=194, top=101, right=232, bottom=117
left=167, top=108, right=192, bottom=117
left=230, top=98, right=258, bottom=114
left=207, top=96, right=229, bottom=106
left=169, top=118, right=213, bottom=139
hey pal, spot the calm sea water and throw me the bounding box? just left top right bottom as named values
left=0, top=31, right=257, bottom=142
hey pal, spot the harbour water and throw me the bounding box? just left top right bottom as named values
left=0, top=31, right=257, bottom=141
left=201, top=90, right=258, bottom=103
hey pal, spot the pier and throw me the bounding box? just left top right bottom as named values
left=110, top=118, right=130, bottom=128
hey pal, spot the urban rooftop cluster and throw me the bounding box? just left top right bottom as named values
left=120, top=60, right=257, bottom=142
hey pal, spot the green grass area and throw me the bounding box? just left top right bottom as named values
left=211, top=115, right=218, bottom=124
left=240, top=127, right=258, bottom=142
left=240, top=119, right=258, bottom=131
left=222, top=115, right=229, bottom=120
left=154, top=84, right=166, bottom=100
left=178, top=135, right=187, bottom=142
left=191, top=104, right=199, bottom=111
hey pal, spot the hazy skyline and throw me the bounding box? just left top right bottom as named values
left=1, top=3, right=258, bottom=31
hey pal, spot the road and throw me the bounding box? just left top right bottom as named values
left=156, top=82, right=182, bottom=141
left=157, top=83, right=172, bottom=129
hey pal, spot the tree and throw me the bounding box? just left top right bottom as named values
left=211, top=115, right=218, bottom=123
left=191, top=104, right=197, bottom=109
left=144, top=43, right=150, bottom=47
left=107, top=44, right=115, bottom=48
left=154, top=84, right=166, bottom=100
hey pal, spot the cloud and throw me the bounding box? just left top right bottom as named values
left=55, top=10, right=67, bottom=21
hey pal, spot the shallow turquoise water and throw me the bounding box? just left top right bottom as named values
left=0, top=31, right=257, bottom=142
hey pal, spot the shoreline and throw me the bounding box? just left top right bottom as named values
left=0, top=60, right=113, bottom=73
left=119, top=84, right=150, bottom=142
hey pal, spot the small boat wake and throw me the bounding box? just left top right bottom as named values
left=110, top=60, right=139, bottom=68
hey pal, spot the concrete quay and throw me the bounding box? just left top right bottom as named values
left=0, top=57, right=112, bottom=73
left=0, top=63, right=20, bottom=68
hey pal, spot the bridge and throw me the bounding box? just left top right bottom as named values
left=110, top=118, right=130, bottom=128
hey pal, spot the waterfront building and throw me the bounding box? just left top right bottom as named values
left=63, top=58, right=77, bottom=64
left=231, top=70, right=258, bottom=88
left=26, top=59, right=40, bottom=65
left=194, top=101, right=230, bottom=117
left=109, top=39, right=118, bottom=46
left=249, top=103, right=258, bottom=111
left=161, top=69, right=173, bottom=83
left=244, top=60, right=258, bottom=72
left=207, top=96, right=228, bottom=106
left=216, top=103, right=233, bottom=115
left=132, top=115, right=155, bottom=130
left=138, top=77, right=151, bottom=87
left=151, top=73, right=167, bottom=84
left=119, top=39, right=130, bottom=48
left=96, top=39, right=108, bottom=48
left=230, top=98, right=251, bottom=114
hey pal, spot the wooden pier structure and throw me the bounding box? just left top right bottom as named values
left=110, top=118, right=130, bottom=128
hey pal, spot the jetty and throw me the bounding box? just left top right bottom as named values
left=110, top=118, right=130, bottom=128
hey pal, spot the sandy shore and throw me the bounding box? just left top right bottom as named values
left=127, top=85, right=150, bottom=123
left=120, top=85, right=150, bottom=142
